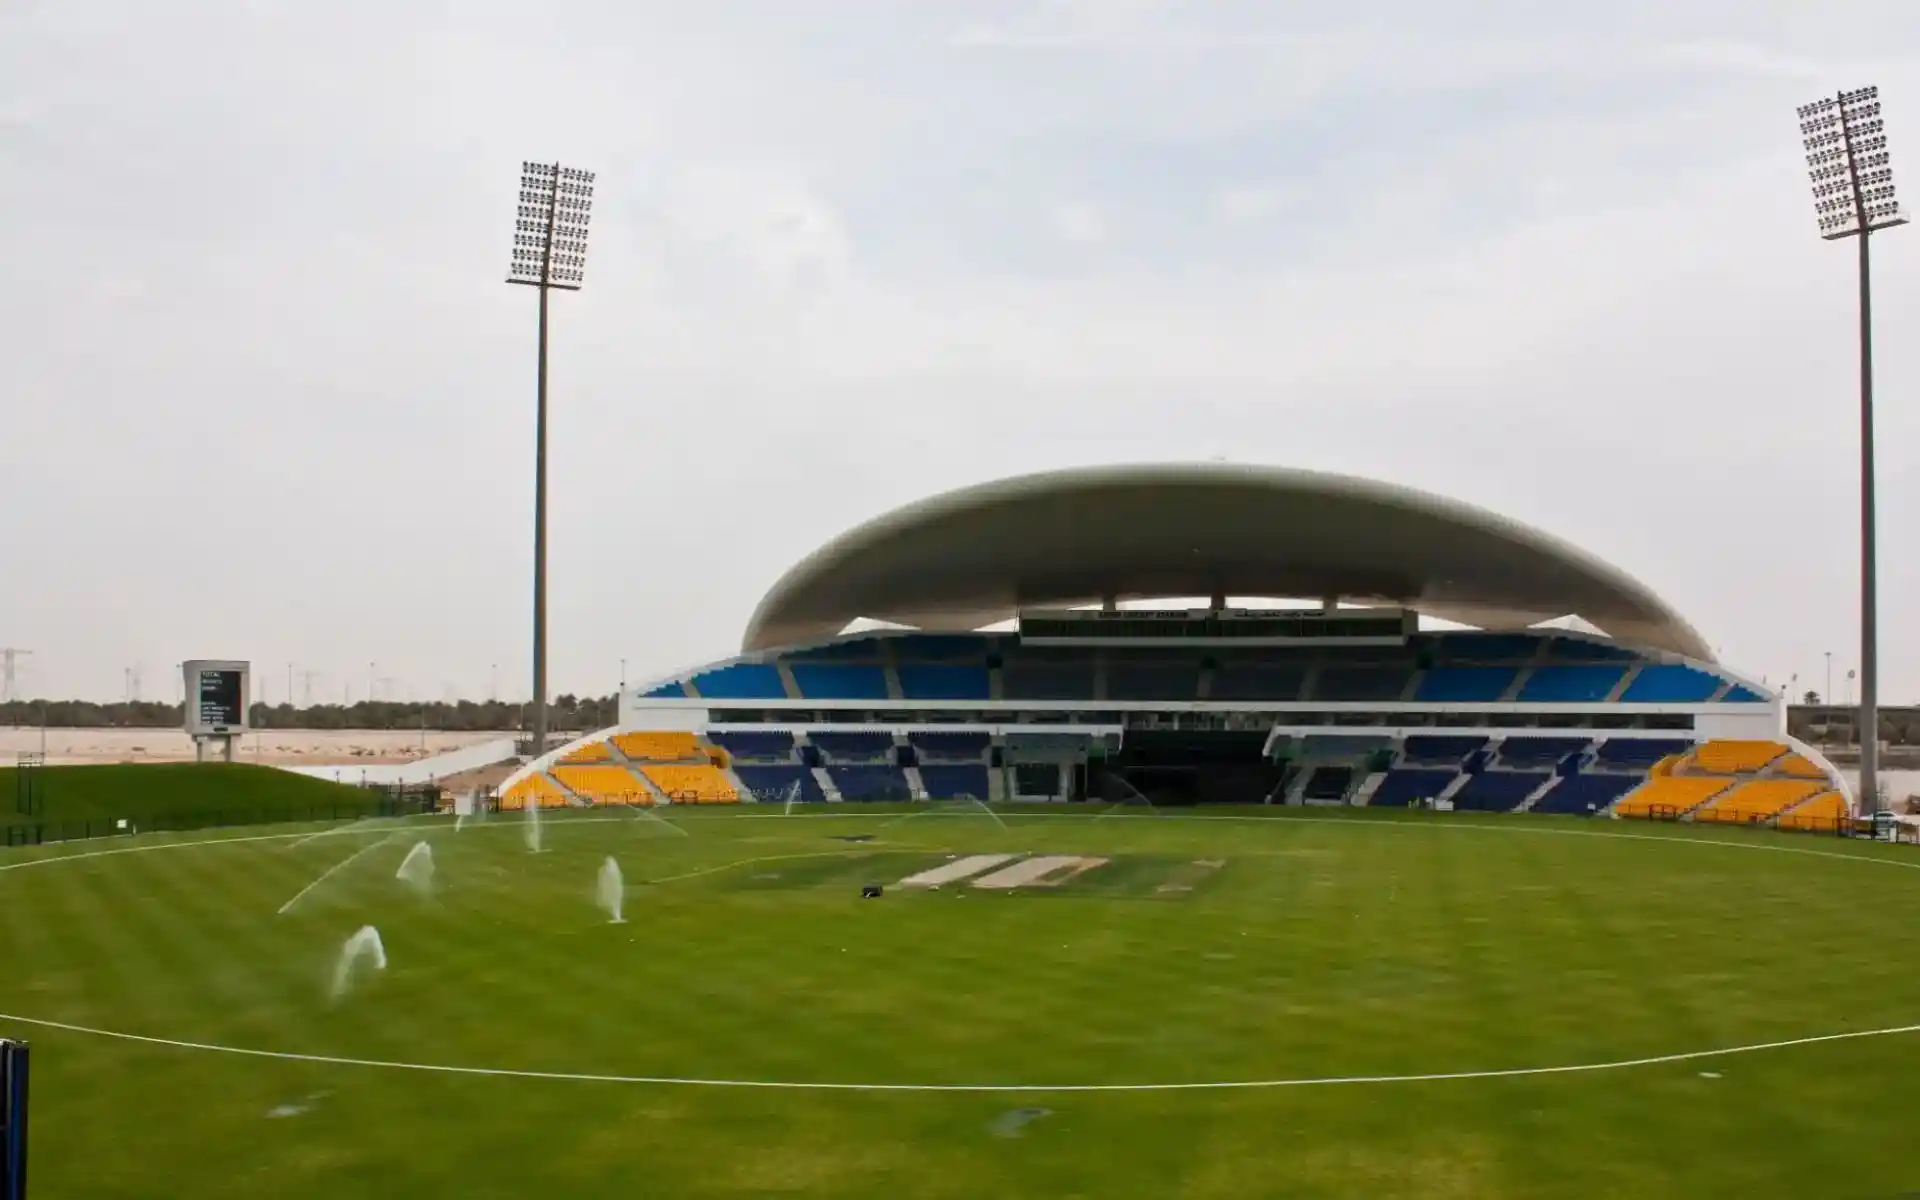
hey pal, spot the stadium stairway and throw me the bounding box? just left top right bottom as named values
left=812, top=766, right=843, bottom=802
left=774, top=660, right=803, bottom=700
left=1602, top=665, right=1639, bottom=702
left=903, top=765, right=927, bottom=800
left=1353, top=772, right=1386, bottom=806
left=1513, top=775, right=1561, bottom=813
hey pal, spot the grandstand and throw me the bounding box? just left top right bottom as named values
left=497, top=464, right=1848, bottom=829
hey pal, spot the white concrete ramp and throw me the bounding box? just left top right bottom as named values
left=971, top=855, right=1108, bottom=890
left=899, top=854, right=1018, bottom=888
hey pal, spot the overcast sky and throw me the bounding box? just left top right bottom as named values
left=1, top=0, right=1917, bottom=706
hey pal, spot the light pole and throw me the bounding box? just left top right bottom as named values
left=507, top=160, right=596, bottom=759
left=1798, top=87, right=1905, bottom=815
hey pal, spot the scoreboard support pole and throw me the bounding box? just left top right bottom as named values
left=1, top=1039, right=27, bottom=1200
left=192, top=735, right=238, bottom=764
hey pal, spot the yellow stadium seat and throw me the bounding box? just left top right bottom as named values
left=553, top=764, right=655, bottom=806
left=612, top=732, right=701, bottom=762
left=641, top=763, right=739, bottom=804
left=1614, top=776, right=1731, bottom=819
left=1773, top=753, right=1828, bottom=780
left=501, top=772, right=571, bottom=810
left=1687, top=740, right=1787, bottom=775
left=1779, top=791, right=1848, bottom=833
left=559, top=741, right=613, bottom=764
left=1694, top=779, right=1822, bottom=825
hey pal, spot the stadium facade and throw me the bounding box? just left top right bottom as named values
left=502, top=465, right=1852, bottom=831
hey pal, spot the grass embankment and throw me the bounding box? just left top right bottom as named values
left=0, top=763, right=391, bottom=838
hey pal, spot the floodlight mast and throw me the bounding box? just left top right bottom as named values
left=1797, top=87, right=1906, bottom=818
left=507, top=161, right=595, bottom=759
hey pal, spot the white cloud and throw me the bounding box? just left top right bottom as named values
left=1050, top=199, right=1106, bottom=244
left=1210, top=183, right=1300, bottom=224
left=0, top=0, right=1917, bottom=701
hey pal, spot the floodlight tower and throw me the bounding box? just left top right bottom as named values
left=1797, top=87, right=1906, bottom=816
left=506, top=161, right=596, bottom=758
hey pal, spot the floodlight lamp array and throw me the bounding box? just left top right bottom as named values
left=1799, top=87, right=1906, bottom=238
left=508, top=162, right=597, bottom=288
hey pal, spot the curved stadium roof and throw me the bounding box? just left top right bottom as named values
left=742, top=464, right=1712, bottom=662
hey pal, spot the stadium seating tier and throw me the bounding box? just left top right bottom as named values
left=1517, top=665, right=1626, bottom=703
left=502, top=772, right=571, bottom=810
left=612, top=731, right=701, bottom=762
left=1694, top=779, right=1822, bottom=824
left=1687, top=740, right=1787, bottom=774
left=1778, top=791, right=1847, bottom=832
left=1414, top=666, right=1516, bottom=702
left=553, top=764, right=653, bottom=805
left=641, top=764, right=739, bottom=804
left=790, top=664, right=890, bottom=700
left=1614, top=775, right=1731, bottom=818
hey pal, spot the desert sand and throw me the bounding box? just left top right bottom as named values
left=0, top=727, right=514, bottom=767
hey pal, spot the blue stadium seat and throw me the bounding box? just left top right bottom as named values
left=1517, top=665, right=1626, bottom=702
left=1497, top=737, right=1590, bottom=767
left=1209, top=664, right=1306, bottom=701
left=1451, top=771, right=1548, bottom=812
left=1620, top=664, right=1722, bottom=703
left=789, top=664, right=890, bottom=700
left=828, top=765, right=912, bottom=801
left=908, top=731, right=991, bottom=760
left=1721, top=684, right=1766, bottom=703
left=896, top=664, right=990, bottom=700
left=733, top=764, right=824, bottom=803
left=1594, top=738, right=1686, bottom=768
left=1401, top=736, right=1488, bottom=764
left=919, top=764, right=992, bottom=800
left=642, top=680, right=688, bottom=699
left=1530, top=772, right=1639, bottom=815
left=1415, top=666, right=1516, bottom=702
left=690, top=662, right=786, bottom=700
left=1314, top=667, right=1412, bottom=702
left=809, top=731, right=895, bottom=761
left=706, top=731, right=795, bottom=761
left=1370, top=768, right=1458, bottom=806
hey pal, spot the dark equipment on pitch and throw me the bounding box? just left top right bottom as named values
left=1, top=1039, right=28, bottom=1200
left=861, top=884, right=883, bottom=899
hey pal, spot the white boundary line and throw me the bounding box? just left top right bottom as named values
left=4, top=808, right=1919, bottom=1092
left=275, top=833, right=403, bottom=915
left=0, top=1008, right=1912, bottom=1093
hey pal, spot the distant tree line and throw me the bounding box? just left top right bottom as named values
left=0, top=695, right=619, bottom=733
